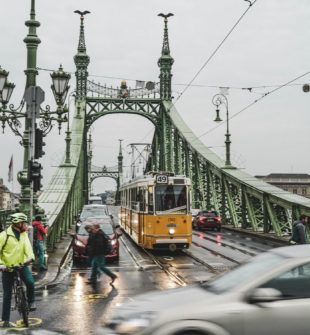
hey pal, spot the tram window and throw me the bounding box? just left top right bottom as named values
left=155, top=185, right=187, bottom=213
left=131, top=188, right=138, bottom=210
left=138, top=187, right=146, bottom=212
left=148, top=187, right=154, bottom=213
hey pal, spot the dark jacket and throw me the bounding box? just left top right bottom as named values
left=87, top=229, right=109, bottom=257
left=291, top=220, right=308, bottom=244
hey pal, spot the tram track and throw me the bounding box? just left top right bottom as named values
left=119, top=229, right=244, bottom=285
left=191, top=239, right=242, bottom=265
left=141, top=248, right=188, bottom=287
left=119, top=232, right=188, bottom=286
left=192, top=230, right=258, bottom=257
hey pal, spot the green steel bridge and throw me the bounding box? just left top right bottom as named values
left=1, top=7, right=310, bottom=251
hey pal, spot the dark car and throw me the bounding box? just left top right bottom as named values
left=192, top=210, right=222, bottom=231
left=76, top=204, right=113, bottom=231
left=71, top=217, right=122, bottom=264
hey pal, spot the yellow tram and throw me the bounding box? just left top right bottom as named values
left=119, top=172, right=192, bottom=251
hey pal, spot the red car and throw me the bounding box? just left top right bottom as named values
left=192, top=210, right=222, bottom=231
left=71, top=217, right=122, bottom=264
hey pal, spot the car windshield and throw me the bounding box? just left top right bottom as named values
left=78, top=223, right=114, bottom=236
left=200, top=211, right=218, bottom=217
left=80, top=208, right=108, bottom=220
left=89, top=200, right=102, bottom=204
left=202, top=252, right=287, bottom=294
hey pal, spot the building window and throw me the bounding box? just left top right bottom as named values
left=293, top=189, right=297, bottom=194
left=302, top=188, right=307, bottom=195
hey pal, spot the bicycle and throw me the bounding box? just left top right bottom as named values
left=5, top=263, right=30, bottom=327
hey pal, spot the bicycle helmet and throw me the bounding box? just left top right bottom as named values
left=10, top=213, right=28, bottom=225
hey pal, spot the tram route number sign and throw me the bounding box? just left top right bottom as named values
left=156, top=175, right=168, bottom=184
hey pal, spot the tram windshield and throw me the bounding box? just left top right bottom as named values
left=155, top=185, right=188, bottom=214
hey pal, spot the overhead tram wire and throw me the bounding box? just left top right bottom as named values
left=36, top=68, right=304, bottom=93
left=173, top=0, right=258, bottom=106
left=158, top=70, right=310, bottom=164
left=137, top=1, right=258, bottom=146
left=195, top=70, right=310, bottom=141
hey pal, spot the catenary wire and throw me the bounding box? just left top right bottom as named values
left=173, top=0, right=258, bottom=105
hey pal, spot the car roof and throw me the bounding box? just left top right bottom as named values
left=83, top=217, right=112, bottom=223
left=270, top=245, right=310, bottom=258
left=82, top=204, right=107, bottom=209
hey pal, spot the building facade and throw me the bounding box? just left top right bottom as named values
left=255, top=174, right=310, bottom=199
left=0, top=178, right=17, bottom=209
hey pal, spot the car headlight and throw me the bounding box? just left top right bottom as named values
left=76, top=240, right=85, bottom=247
left=109, top=312, right=157, bottom=334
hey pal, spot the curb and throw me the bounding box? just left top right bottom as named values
left=34, top=235, right=73, bottom=290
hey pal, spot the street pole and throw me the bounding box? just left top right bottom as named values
left=24, top=85, right=45, bottom=242
left=0, top=0, right=71, bottom=224
left=212, top=93, right=234, bottom=169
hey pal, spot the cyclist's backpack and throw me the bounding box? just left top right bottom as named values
left=0, top=230, right=10, bottom=254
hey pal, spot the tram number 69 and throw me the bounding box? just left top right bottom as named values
left=156, top=175, right=168, bottom=184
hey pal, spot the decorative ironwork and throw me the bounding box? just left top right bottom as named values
left=87, top=80, right=160, bottom=98
left=90, top=164, right=119, bottom=182
left=86, top=97, right=161, bottom=128
left=74, top=12, right=90, bottom=99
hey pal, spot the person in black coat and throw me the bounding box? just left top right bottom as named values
left=87, top=223, right=117, bottom=285
left=290, top=215, right=308, bottom=244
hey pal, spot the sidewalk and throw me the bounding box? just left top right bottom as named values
left=33, top=233, right=73, bottom=290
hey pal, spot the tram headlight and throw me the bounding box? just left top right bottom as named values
left=169, top=228, right=175, bottom=235
left=113, top=311, right=157, bottom=334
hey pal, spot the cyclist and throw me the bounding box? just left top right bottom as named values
left=0, top=213, right=36, bottom=328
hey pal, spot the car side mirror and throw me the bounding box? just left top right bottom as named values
left=69, top=232, right=76, bottom=238
left=110, top=214, right=114, bottom=219
left=247, top=288, right=282, bottom=304
left=115, top=225, right=123, bottom=237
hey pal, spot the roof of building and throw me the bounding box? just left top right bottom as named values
left=256, top=173, right=310, bottom=179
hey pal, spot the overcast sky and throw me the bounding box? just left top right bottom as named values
left=1, top=0, right=310, bottom=194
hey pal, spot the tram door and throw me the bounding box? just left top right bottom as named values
left=138, top=187, right=146, bottom=245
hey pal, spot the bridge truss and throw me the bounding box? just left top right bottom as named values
left=34, top=11, right=310, bottom=252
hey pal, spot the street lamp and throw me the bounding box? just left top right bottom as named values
left=212, top=93, right=234, bottom=168
left=0, top=0, right=71, bottom=219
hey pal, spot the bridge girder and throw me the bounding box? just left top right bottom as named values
left=90, top=171, right=119, bottom=183
left=85, top=98, right=161, bottom=129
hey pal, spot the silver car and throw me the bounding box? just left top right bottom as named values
left=102, top=245, right=310, bottom=335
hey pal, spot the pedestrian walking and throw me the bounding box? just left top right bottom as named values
left=0, top=213, right=36, bottom=328
left=32, top=215, right=48, bottom=271
left=290, top=214, right=309, bottom=245
left=86, top=223, right=117, bottom=286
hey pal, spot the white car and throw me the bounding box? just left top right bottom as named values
left=102, top=245, right=310, bottom=335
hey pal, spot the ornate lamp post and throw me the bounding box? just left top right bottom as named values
left=0, top=0, right=71, bottom=219
left=212, top=93, right=234, bottom=168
